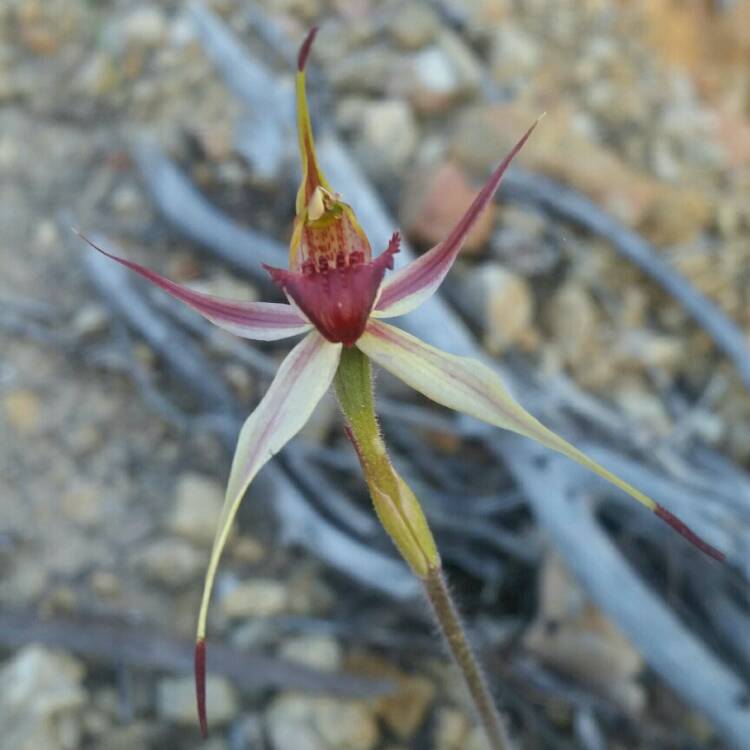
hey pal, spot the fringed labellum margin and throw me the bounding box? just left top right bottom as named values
left=264, top=232, right=400, bottom=347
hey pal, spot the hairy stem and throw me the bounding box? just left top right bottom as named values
left=334, top=347, right=439, bottom=576
left=424, top=567, right=512, bottom=750
left=334, top=347, right=512, bottom=749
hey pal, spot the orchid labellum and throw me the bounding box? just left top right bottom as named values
left=81, top=27, right=723, bottom=745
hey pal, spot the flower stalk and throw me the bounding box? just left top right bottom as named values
left=424, top=568, right=512, bottom=750
left=335, top=346, right=512, bottom=749
left=334, top=346, right=439, bottom=577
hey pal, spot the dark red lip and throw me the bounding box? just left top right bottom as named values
left=265, top=233, right=400, bottom=347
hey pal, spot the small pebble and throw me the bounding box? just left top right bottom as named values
left=279, top=635, right=342, bottom=672
left=168, top=472, right=224, bottom=545
left=221, top=579, right=289, bottom=619
left=137, top=537, right=206, bottom=587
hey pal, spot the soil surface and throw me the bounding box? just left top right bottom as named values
left=2, top=1, right=749, bottom=749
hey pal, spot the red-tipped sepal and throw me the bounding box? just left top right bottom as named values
left=654, top=505, right=725, bottom=561
left=76, top=232, right=311, bottom=341
left=195, top=638, right=208, bottom=738
left=298, top=26, right=319, bottom=72
left=266, top=234, right=400, bottom=347
left=358, top=320, right=726, bottom=566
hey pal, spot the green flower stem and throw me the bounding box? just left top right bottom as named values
left=334, top=346, right=439, bottom=576
left=334, top=347, right=511, bottom=750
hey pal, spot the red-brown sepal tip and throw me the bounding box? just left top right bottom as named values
left=195, top=639, right=208, bottom=738
left=298, top=27, right=319, bottom=71
left=654, top=504, right=725, bottom=562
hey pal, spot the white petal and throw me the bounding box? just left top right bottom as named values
left=358, top=320, right=657, bottom=512
left=196, top=300, right=311, bottom=341
left=197, top=331, right=341, bottom=641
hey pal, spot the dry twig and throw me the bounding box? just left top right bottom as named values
left=0, top=610, right=391, bottom=698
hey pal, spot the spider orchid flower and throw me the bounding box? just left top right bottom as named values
left=80, top=27, right=724, bottom=738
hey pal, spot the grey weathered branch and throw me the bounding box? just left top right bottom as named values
left=500, top=436, right=750, bottom=750
left=189, top=1, right=290, bottom=180
left=131, top=139, right=285, bottom=286
left=82, top=238, right=236, bottom=413
left=0, top=610, right=390, bottom=698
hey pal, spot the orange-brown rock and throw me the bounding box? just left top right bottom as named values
left=636, top=0, right=750, bottom=106
left=451, top=103, right=713, bottom=246
left=400, top=162, right=496, bottom=252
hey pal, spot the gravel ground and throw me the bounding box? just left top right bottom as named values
left=1, top=1, right=749, bottom=749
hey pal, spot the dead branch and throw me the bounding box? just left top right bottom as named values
left=499, top=436, right=750, bottom=750
left=0, top=610, right=391, bottom=698
left=131, top=139, right=286, bottom=287
left=189, top=1, right=291, bottom=181
left=82, top=240, right=235, bottom=413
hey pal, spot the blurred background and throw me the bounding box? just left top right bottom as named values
left=2, top=1, right=750, bottom=748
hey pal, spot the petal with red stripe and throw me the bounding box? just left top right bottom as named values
left=195, top=331, right=341, bottom=735
left=78, top=233, right=311, bottom=340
